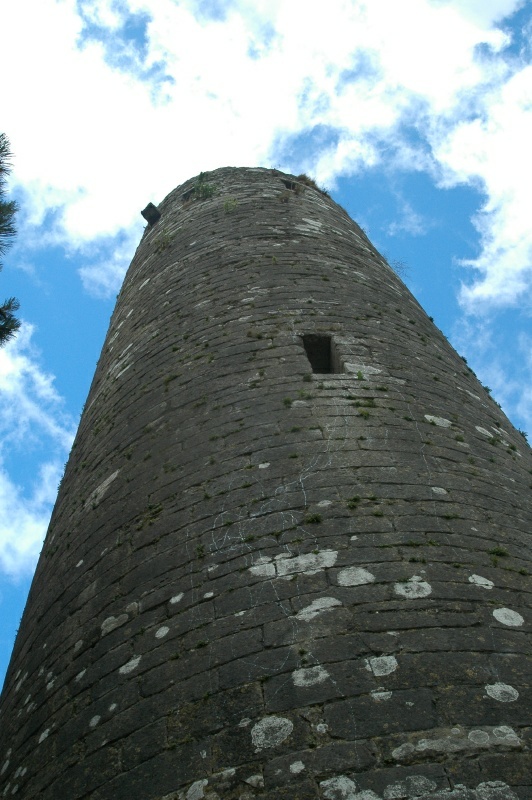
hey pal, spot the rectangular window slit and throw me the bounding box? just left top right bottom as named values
left=302, top=334, right=341, bottom=374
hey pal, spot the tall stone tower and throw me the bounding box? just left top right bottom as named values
left=0, top=168, right=530, bottom=800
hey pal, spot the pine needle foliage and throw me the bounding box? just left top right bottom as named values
left=0, top=133, right=20, bottom=346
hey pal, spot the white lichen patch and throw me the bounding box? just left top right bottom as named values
left=424, top=415, right=452, bottom=428
left=391, top=742, right=415, bottom=760
left=244, top=774, right=264, bottom=788
left=320, top=775, right=358, bottom=799
left=371, top=689, right=392, bottom=702
left=296, top=597, right=342, bottom=621
left=186, top=779, right=208, bottom=800
left=119, top=655, right=141, bottom=675
left=292, top=665, right=329, bottom=687
left=344, top=363, right=382, bottom=378
left=85, top=470, right=120, bottom=509
left=431, top=486, right=448, bottom=495
left=468, top=730, right=490, bottom=745
left=290, top=761, right=305, bottom=774
left=384, top=776, right=437, bottom=798
left=366, top=656, right=398, bottom=677
left=476, top=782, right=519, bottom=800
left=492, top=608, right=524, bottom=627
left=14, top=672, right=27, bottom=692
left=249, top=559, right=276, bottom=578
left=337, top=567, right=375, bottom=587
left=76, top=560, right=84, bottom=568
left=89, top=716, right=101, bottom=728
left=203, top=592, right=214, bottom=599
left=38, top=729, right=50, bottom=744
left=299, top=217, right=323, bottom=231
left=155, top=626, right=170, bottom=639
left=170, top=593, right=184, bottom=605
left=469, top=574, right=494, bottom=590
left=392, top=726, right=522, bottom=761
left=113, top=362, right=132, bottom=381
left=485, top=683, right=519, bottom=702
left=250, top=550, right=338, bottom=579
left=277, top=550, right=338, bottom=576
left=75, top=669, right=86, bottom=682
left=258, top=462, right=270, bottom=469
left=492, top=726, right=521, bottom=743
left=394, top=577, right=432, bottom=599
left=491, top=424, right=509, bottom=435
left=251, top=716, right=293, bottom=751
left=476, top=426, right=497, bottom=439
left=317, top=500, right=332, bottom=508
left=101, top=614, right=128, bottom=636
left=215, top=766, right=235, bottom=780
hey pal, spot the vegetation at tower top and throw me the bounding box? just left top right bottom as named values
left=0, top=132, right=20, bottom=347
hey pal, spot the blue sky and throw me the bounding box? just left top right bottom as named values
left=1, top=0, right=531, bottom=685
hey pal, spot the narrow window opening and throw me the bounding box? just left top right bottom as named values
left=302, top=334, right=341, bottom=374
left=281, top=179, right=297, bottom=191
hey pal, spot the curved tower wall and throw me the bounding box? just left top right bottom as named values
left=0, top=168, right=530, bottom=800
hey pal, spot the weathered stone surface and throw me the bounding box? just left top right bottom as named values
left=0, top=168, right=530, bottom=799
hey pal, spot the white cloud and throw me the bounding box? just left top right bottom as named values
left=515, top=332, right=532, bottom=435
left=78, top=227, right=143, bottom=297
left=0, top=0, right=529, bottom=577
left=427, top=0, right=526, bottom=28
left=0, top=325, right=75, bottom=576
left=452, top=316, right=532, bottom=437
left=0, top=461, right=62, bottom=577
left=434, top=65, right=532, bottom=310
left=387, top=196, right=429, bottom=237
left=1, top=0, right=530, bottom=312
left=78, top=0, right=126, bottom=30
left=0, top=325, right=74, bottom=450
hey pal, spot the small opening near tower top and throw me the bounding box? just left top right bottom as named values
left=302, top=334, right=340, bottom=374
left=281, top=179, right=297, bottom=191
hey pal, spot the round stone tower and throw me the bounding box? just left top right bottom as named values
left=0, top=168, right=530, bottom=800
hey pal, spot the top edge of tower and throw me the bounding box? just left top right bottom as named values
left=136, top=166, right=378, bottom=264
left=150, top=166, right=337, bottom=220
left=133, top=164, right=397, bottom=294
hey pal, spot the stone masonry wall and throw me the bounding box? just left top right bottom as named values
left=0, top=167, right=530, bottom=799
